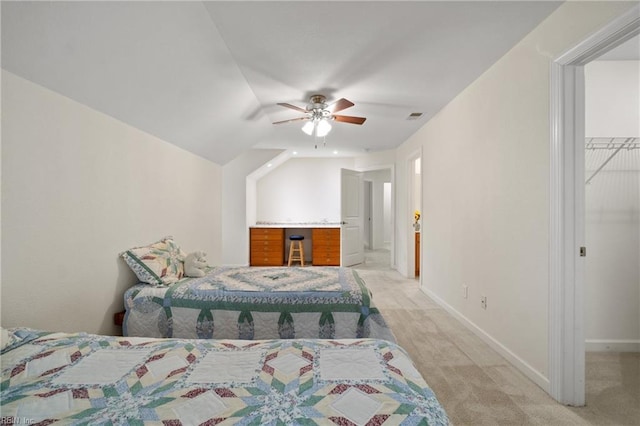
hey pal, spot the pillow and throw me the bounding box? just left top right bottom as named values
left=121, top=236, right=186, bottom=286
left=1, top=327, right=10, bottom=350
left=1, top=327, right=40, bottom=352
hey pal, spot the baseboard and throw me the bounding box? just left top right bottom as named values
left=585, top=339, right=640, bottom=352
left=421, top=287, right=551, bottom=393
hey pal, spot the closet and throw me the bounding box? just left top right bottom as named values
left=584, top=58, right=639, bottom=353
left=584, top=137, right=639, bottom=351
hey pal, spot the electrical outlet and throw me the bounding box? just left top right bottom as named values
left=481, top=296, right=487, bottom=310
left=462, top=285, right=468, bottom=299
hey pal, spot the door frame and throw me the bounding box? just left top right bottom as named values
left=549, top=4, right=639, bottom=406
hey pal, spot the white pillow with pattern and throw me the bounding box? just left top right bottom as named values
left=120, top=236, right=187, bottom=286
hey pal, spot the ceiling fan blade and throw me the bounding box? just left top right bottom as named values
left=272, top=117, right=308, bottom=125
left=333, top=115, right=366, bottom=125
left=277, top=102, right=308, bottom=113
left=327, top=98, right=355, bottom=113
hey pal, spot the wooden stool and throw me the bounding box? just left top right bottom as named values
left=288, top=235, right=305, bottom=266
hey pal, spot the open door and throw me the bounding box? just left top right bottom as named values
left=341, top=168, right=364, bottom=266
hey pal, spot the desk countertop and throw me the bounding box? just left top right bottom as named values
left=252, top=222, right=341, bottom=228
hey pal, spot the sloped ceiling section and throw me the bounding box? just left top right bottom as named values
left=2, top=1, right=561, bottom=165
left=1, top=1, right=267, bottom=165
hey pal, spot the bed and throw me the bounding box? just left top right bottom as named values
left=123, top=265, right=395, bottom=342
left=1, top=328, right=449, bottom=425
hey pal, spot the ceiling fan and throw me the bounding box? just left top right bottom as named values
left=272, top=95, right=366, bottom=137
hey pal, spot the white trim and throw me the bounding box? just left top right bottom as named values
left=422, top=287, right=550, bottom=392
left=549, top=4, right=640, bottom=407
left=585, top=340, right=640, bottom=353
left=354, top=163, right=395, bottom=173
left=549, top=59, right=564, bottom=404
left=555, top=7, right=640, bottom=66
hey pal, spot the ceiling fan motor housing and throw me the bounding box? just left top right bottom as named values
left=308, top=95, right=331, bottom=120
left=308, top=94, right=328, bottom=112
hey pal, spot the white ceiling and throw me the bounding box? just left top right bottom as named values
left=1, top=1, right=561, bottom=164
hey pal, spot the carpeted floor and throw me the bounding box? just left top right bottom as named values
left=352, top=249, right=640, bottom=425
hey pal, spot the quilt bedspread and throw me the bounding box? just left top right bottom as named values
left=123, top=266, right=395, bottom=342
left=0, top=330, right=449, bottom=425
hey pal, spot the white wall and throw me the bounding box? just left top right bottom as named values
left=394, top=1, right=635, bottom=390
left=256, top=157, right=354, bottom=223
left=586, top=61, right=640, bottom=138
left=222, top=149, right=283, bottom=265
left=1, top=71, right=223, bottom=335
left=584, top=60, right=640, bottom=351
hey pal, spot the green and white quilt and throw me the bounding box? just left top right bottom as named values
left=123, top=266, right=396, bottom=341
left=1, top=329, right=449, bottom=425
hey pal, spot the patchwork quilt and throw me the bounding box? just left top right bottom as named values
left=0, top=329, right=449, bottom=425
left=124, top=266, right=395, bottom=342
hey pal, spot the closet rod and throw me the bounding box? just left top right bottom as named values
left=585, top=137, right=639, bottom=150
left=585, top=137, right=634, bottom=185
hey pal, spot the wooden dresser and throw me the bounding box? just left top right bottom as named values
left=312, top=228, right=340, bottom=266
left=250, top=228, right=285, bottom=266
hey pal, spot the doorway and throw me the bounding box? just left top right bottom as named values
left=584, top=51, right=639, bottom=352
left=408, top=153, right=422, bottom=279
left=361, top=167, right=394, bottom=269
left=549, top=4, right=639, bottom=406
left=582, top=38, right=639, bottom=419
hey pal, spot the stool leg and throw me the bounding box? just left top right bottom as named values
left=288, top=241, right=294, bottom=266
left=299, top=241, right=305, bottom=266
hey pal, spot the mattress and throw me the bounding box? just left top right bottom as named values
left=1, top=328, right=449, bottom=425
left=123, top=266, right=395, bottom=341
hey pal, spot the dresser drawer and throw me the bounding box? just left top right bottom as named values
left=251, top=239, right=284, bottom=248
left=313, top=246, right=340, bottom=255
left=312, top=228, right=340, bottom=242
left=313, top=254, right=340, bottom=266
left=251, top=246, right=283, bottom=255
left=251, top=256, right=284, bottom=266
left=250, top=250, right=283, bottom=266
left=250, top=228, right=284, bottom=240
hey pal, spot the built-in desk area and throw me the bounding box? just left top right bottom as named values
left=250, top=223, right=341, bottom=266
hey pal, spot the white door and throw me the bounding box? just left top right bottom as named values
left=341, top=168, right=364, bottom=266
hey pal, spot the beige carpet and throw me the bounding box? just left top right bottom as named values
left=353, top=249, right=640, bottom=425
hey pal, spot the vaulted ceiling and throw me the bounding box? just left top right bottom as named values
left=1, top=1, right=562, bottom=164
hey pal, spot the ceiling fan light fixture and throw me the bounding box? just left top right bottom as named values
left=301, top=120, right=315, bottom=136
left=316, top=119, right=332, bottom=137
left=275, top=94, right=364, bottom=142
